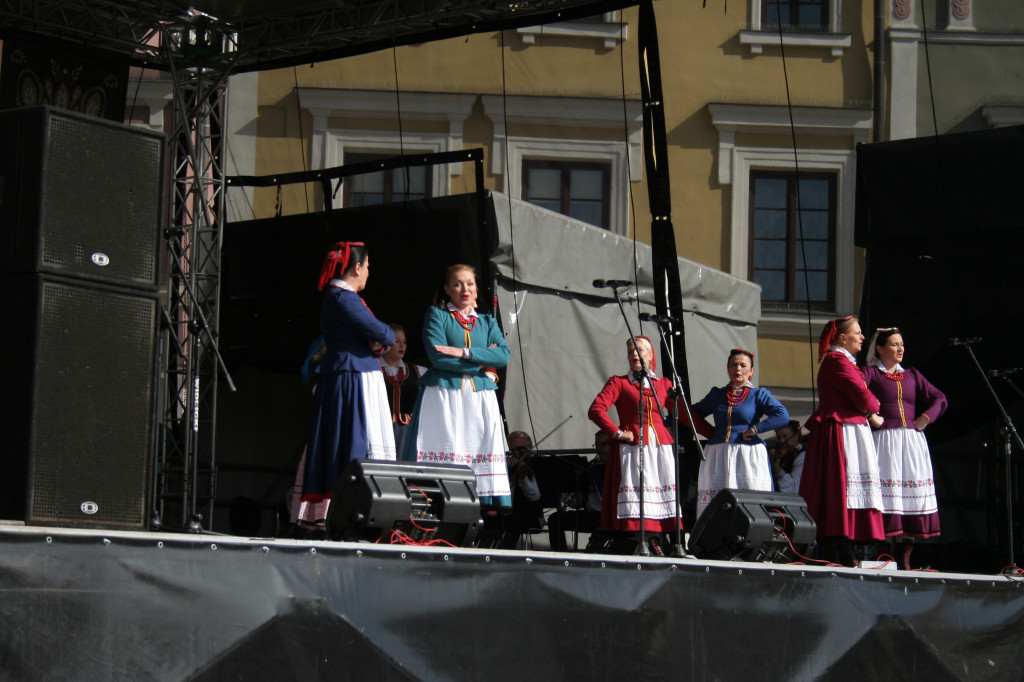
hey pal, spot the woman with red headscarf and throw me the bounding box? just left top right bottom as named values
left=800, top=316, right=885, bottom=566
left=588, top=336, right=712, bottom=554
left=691, top=349, right=790, bottom=521
left=297, top=242, right=396, bottom=533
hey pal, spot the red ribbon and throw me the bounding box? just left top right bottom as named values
left=317, top=241, right=365, bottom=291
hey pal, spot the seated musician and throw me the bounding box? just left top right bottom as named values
left=498, top=431, right=544, bottom=548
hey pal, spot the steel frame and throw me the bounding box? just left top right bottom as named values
left=152, top=22, right=239, bottom=531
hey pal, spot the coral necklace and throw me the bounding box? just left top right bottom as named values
left=450, top=309, right=477, bottom=331
left=726, top=386, right=750, bottom=406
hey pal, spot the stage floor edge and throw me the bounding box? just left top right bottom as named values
left=1, top=523, right=1022, bottom=681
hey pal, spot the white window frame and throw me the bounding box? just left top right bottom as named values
left=481, top=94, right=643, bottom=236
left=709, top=102, right=872, bottom=334
left=739, top=0, right=851, bottom=56
left=296, top=88, right=476, bottom=209
left=517, top=12, right=628, bottom=49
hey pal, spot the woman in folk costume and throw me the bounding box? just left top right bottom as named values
left=799, top=316, right=885, bottom=566
left=403, top=264, right=512, bottom=509
left=588, top=336, right=712, bottom=554
left=379, top=323, right=426, bottom=457
left=297, top=242, right=396, bottom=530
left=863, top=327, right=947, bottom=569
left=692, top=349, right=790, bottom=521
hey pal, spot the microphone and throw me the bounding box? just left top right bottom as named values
left=639, top=312, right=679, bottom=325
left=593, top=279, right=633, bottom=289
left=986, top=368, right=1022, bottom=378
left=948, top=337, right=982, bottom=347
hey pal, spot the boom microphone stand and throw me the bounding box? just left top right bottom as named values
left=642, top=313, right=706, bottom=558
left=951, top=338, right=1021, bottom=574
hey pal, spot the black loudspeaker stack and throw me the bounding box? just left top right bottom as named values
left=326, top=459, right=482, bottom=547
left=687, top=489, right=817, bottom=562
left=0, top=106, right=164, bottom=530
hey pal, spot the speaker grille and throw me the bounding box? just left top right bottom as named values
left=0, top=106, right=164, bottom=287
left=26, top=280, right=157, bottom=527
left=40, top=113, right=163, bottom=285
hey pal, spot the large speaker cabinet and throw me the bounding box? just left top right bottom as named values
left=0, top=274, right=159, bottom=528
left=0, top=106, right=164, bottom=288
left=0, top=106, right=164, bottom=530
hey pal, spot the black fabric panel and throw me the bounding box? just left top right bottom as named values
left=220, top=193, right=494, bottom=375
left=0, top=530, right=1022, bottom=681
left=855, top=125, right=1024, bottom=246
left=855, top=127, right=1024, bottom=437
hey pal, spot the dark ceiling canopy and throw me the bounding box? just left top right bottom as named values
left=0, top=0, right=637, bottom=73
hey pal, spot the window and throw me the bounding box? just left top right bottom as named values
left=709, top=102, right=871, bottom=332
left=522, top=160, right=610, bottom=228
left=740, top=0, right=848, bottom=55
left=342, top=152, right=432, bottom=207
left=749, top=171, right=836, bottom=311
left=480, top=94, right=643, bottom=236
left=296, top=89, right=478, bottom=210
left=762, top=0, right=829, bottom=31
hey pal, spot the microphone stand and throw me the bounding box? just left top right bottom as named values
left=610, top=284, right=665, bottom=556
left=956, top=344, right=1021, bottom=574
left=647, top=319, right=706, bottom=558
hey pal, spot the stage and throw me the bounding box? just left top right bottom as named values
left=1, top=524, right=1022, bottom=681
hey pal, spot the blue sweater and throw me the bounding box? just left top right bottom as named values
left=417, top=306, right=509, bottom=391
left=693, top=386, right=789, bottom=445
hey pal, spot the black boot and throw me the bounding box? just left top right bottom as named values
left=899, top=539, right=914, bottom=570
left=838, top=538, right=859, bottom=567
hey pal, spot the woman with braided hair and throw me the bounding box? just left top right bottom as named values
left=800, top=316, right=885, bottom=566
left=403, top=264, right=512, bottom=509
left=297, top=242, right=396, bottom=532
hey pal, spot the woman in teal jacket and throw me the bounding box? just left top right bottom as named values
left=403, top=264, right=512, bottom=508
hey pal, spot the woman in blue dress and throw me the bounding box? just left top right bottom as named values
left=297, top=242, right=396, bottom=530
left=692, top=349, right=790, bottom=520
left=402, top=264, right=512, bottom=509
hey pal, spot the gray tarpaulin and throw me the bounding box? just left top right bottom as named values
left=487, top=192, right=760, bottom=450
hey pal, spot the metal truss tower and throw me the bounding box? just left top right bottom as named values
left=154, top=19, right=239, bottom=532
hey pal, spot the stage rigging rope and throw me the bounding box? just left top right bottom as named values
left=498, top=28, right=538, bottom=444
left=620, top=9, right=644, bottom=339
left=292, top=66, right=311, bottom=214
left=392, top=45, right=411, bottom=200
left=770, top=3, right=818, bottom=410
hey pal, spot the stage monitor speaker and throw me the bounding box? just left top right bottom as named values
left=0, top=273, right=158, bottom=529
left=326, top=459, right=482, bottom=547
left=687, top=489, right=816, bottom=562
left=0, top=105, right=164, bottom=288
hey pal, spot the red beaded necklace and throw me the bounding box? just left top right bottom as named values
left=883, top=370, right=904, bottom=381
left=726, top=386, right=751, bottom=406
left=450, top=309, right=477, bottom=331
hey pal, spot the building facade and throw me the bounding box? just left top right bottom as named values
left=215, top=0, right=1024, bottom=418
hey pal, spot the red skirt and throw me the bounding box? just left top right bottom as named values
left=799, top=419, right=884, bottom=541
